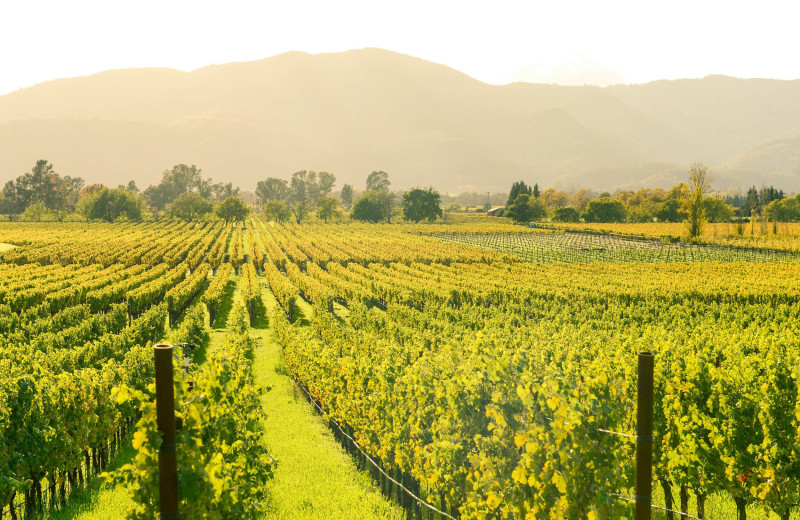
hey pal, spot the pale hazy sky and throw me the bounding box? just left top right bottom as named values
left=1, top=0, right=799, bottom=95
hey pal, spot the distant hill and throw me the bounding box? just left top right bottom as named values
left=1, top=48, right=799, bottom=192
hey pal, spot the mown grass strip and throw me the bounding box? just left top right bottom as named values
left=254, top=281, right=403, bottom=520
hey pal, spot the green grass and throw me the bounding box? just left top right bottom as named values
left=649, top=486, right=799, bottom=520
left=35, top=446, right=135, bottom=519
left=38, top=285, right=233, bottom=519
left=255, top=281, right=404, bottom=520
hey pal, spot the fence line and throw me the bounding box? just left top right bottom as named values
left=292, top=376, right=459, bottom=520
left=607, top=491, right=705, bottom=520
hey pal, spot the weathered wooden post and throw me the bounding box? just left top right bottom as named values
left=154, top=344, right=179, bottom=520
left=635, top=352, right=655, bottom=520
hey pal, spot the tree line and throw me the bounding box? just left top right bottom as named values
left=3, top=160, right=797, bottom=229
left=257, top=169, right=441, bottom=224
left=0, top=161, right=444, bottom=225
left=1, top=162, right=249, bottom=224
left=500, top=164, right=800, bottom=233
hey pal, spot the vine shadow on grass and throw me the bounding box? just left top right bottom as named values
left=251, top=296, right=269, bottom=330
left=212, top=280, right=237, bottom=330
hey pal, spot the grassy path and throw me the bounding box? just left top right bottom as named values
left=42, top=270, right=401, bottom=520
left=40, top=279, right=235, bottom=520
left=254, top=281, right=404, bottom=520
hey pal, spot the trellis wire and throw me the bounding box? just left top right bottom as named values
left=430, top=230, right=799, bottom=264
left=607, top=491, right=705, bottom=520
left=293, top=377, right=459, bottom=520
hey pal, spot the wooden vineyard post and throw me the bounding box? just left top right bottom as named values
left=154, top=344, right=179, bottom=520
left=635, top=352, right=655, bottom=520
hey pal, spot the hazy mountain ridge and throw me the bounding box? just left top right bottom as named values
left=1, top=48, right=798, bottom=192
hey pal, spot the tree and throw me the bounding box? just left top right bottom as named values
left=505, top=194, right=531, bottom=223
left=287, top=171, right=313, bottom=224
left=4, top=160, right=84, bottom=217
left=569, top=189, right=593, bottom=212
left=758, top=185, right=784, bottom=209
left=286, top=170, right=337, bottom=224
left=23, top=202, right=48, bottom=222
left=126, top=180, right=139, bottom=194
left=142, top=184, right=172, bottom=221
left=215, top=196, right=250, bottom=224
left=506, top=181, right=532, bottom=207
left=352, top=190, right=393, bottom=223
left=704, top=198, right=734, bottom=223
left=317, top=196, right=341, bottom=223
left=582, top=198, right=627, bottom=223
left=196, top=178, right=215, bottom=199
left=654, top=199, right=688, bottom=223
left=169, top=192, right=213, bottom=222
left=340, top=184, right=354, bottom=210
left=552, top=207, right=581, bottom=222
left=684, top=162, right=711, bottom=240
left=160, top=164, right=203, bottom=199
left=541, top=188, right=569, bottom=210
left=402, top=188, right=443, bottom=223
left=533, top=183, right=540, bottom=198
left=744, top=186, right=759, bottom=216
left=255, top=178, right=289, bottom=204
left=212, top=182, right=239, bottom=202
left=80, top=187, right=142, bottom=222
left=366, top=171, right=390, bottom=192
left=264, top=200, right=292, bottom=223
left=0, top=182, right=23, bottom=220
left=316, top=171, right=336, bottom=199
left=765, top=195, right=800, bottom=222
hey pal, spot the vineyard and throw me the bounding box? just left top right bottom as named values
left=0, top=219, right=798, bottom=519
left=428, top=229, right=800, bottom=263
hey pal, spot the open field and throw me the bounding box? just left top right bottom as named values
left=0, top=219, right=798, bottom=519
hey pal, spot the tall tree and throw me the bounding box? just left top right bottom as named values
left=684, top=162, right=711, bottom=240
left=288, top=170, right=314, bottom=224
left=366, top=171, right=390, bottom=192
left=745, top=186, right=760, bottom=216
left=340, top=184, right=354, bottom=210
left=287, top=170, right=336, bottom=224
left=5, top=160, right=83, bottom=215
left=212, top=182, right=239, bottom=202
left=506, top=181, right=532, bottom=207
left=0, top=184, right=22, bottom=220
left=142, top=184, right=172, bottom=221
left=255, top=178, right=289, bottom=204
left=160, top=164, right=203, bottom=199
left=533, top=183, right=540, bottom=198
left=402, top=187, right=442, bottom=222
left=316, top=171, right=336, bottom=199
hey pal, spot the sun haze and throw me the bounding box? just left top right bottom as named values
left=1, top=0, right=799, bottom=95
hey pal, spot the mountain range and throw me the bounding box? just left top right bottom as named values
left=1, top=48, right=798, bottom=193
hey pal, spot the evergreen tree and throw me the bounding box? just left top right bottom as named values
left=506, top=181, right=532, bottom=207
